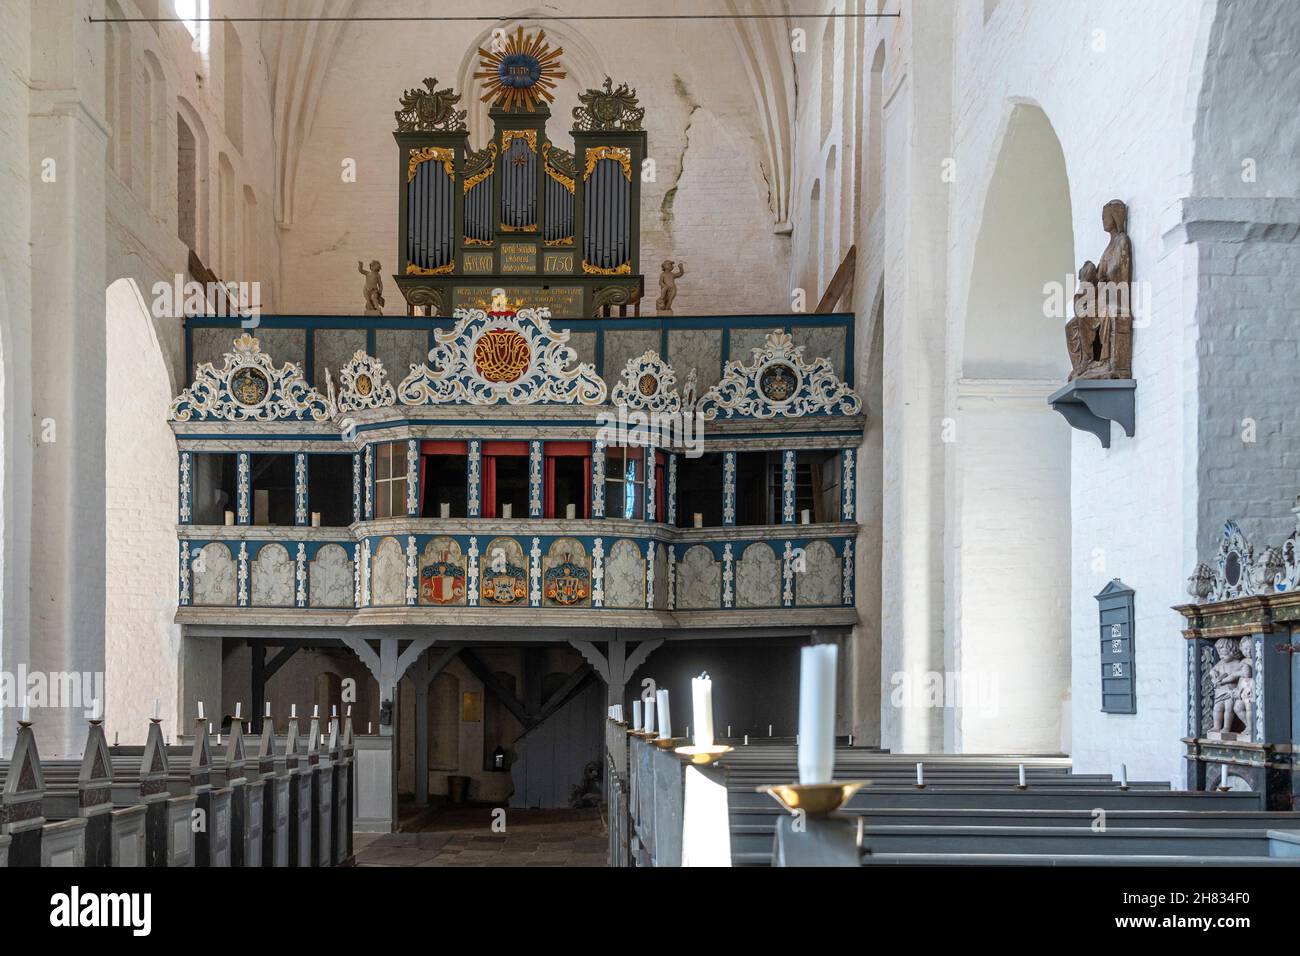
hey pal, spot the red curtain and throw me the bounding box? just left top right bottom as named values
left=543, top=442, right=593, bottom=519
left=481, top=441, right=527, bottom=518
left=418, top=441, right=467, bottom=516
left=544, top=457, right=556, bottom=517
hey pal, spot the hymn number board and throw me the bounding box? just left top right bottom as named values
left=1096, top=579, right=1137, bottom=714
left=391, top=28, right=647, bottom=317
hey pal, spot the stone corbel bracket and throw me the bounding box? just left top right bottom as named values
left=1048, top=379, right=1136, bottom=448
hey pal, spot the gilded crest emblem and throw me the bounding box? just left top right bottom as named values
left=481, top=559, right=528, bottom=605
left=544, top=554, right=590, bottom=606
left=760, top=363, right=798, bottom=403
left=473, top=328, right=532, bottom=383
left=231, top=367, right=269, bottom=407
left=420, top=551, right=466, bottom=605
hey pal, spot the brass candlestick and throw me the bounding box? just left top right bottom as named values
left=758, top=781, right=868, bottom=816
left=674, top=744, right=734, bottom=765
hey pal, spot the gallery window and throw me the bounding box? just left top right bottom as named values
left=190, top=452, right=237, bottom=524
left=605, top=446, right=645, bottom=520
left=797, top=449, right=842, bottom=523
left=735, top=451, right=780, bottom=527
left=544, top=442, right=591, bottom=518
left=419, top=441, right=469, bottom=518
left=482, top=441, right=529, bottom=518
left=675, top=452, right=724, bottom=527
left=373, top=441, right=409, bottom=519
left=250, top=454, right=295, bottom=525
left=308, top=453, right=354, bottom=526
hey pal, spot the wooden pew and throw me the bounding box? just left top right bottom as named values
left=305, top=715, right=333, bottom=867
left=252, top=719, right=290, bottom=867
left=172, top=723, right=233, bottom=866
left=211, top=719, right=265, bottom=867
left=0, top=723, right=65, bottom=866
left=109, top=720, right=197, bottom=866
left=281, top=717, right=313, bottom=867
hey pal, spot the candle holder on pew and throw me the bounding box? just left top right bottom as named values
left=757, top=780, right=869, bottom=817
left=652, top=736, right=685, bottom=750
left=674, top=743, right=734, bottom=766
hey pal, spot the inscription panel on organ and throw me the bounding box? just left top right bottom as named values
left=500, top=243, right=538, bottom=274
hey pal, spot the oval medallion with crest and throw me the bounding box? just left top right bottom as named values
left=231, top=367, right=269, bottom=407
left=638, top=372, right=659, bottom=396
left=473, top=328, right=532, bottom=383
left=759, top=363, right=798, bottom=403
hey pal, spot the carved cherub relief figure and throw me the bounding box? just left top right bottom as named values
left=1234, top=636, right=1255, bottom=741
left=1208, top=637, right=1252, bottom=738
left=358, top=260, right=385, bottom=315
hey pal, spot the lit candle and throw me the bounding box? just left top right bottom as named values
left=198, top=701, right=205, bottom=720
left=631, top=700, right=642, bottom=731
left=440, top=502, right=450, bottom=519
left=656, top=689, right=671, bottom=740
left=800, top=508, right=810, bottom=525
left=565, top=503, right=576, bottom=519
left=1018, top=764, right=1027, bottom=787
left=691, top=673, right=714, bottom=749
left=693, top=513, right=703, bottom=529
left=797, top=644, right=837, bottom=785
left=916, top=761, right=924, bottom=787
left=1119, top=763, right=1128, bottom=788
left=311, top=512, right=321, bottom=527
left=645, top=698, right=656, bottom=736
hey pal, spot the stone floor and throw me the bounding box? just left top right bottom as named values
left=354, top=805, right=608, bottom=867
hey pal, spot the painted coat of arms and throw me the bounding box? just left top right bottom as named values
left=545, top=555, right=590, bottom=606
left=481, top=559, right=528, bottom=605
left=421, top=553, right=466, bottom=605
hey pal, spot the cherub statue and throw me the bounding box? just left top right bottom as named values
left=1208, top=637, right=1252, bottom=737
left=656, top=260, right=685, bottom=315
left=358, top=260, right=385, bottom=315
left=681, top=367, right=698, bottom=408
left=1235, top=636, right=1255, bottom=741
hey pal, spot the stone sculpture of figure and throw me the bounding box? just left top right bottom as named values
left=1186, top=562, right=1215, bottom=601
left=1065, top=200, right=1133, bottom=380
left=681, top=367, right=698, bottom=408
left=656, top=260, right=685, bottom=315
left=1208, top=636, right=1252, bottom=738
left=1235, top=636, right=1255, bottom=741
left=1065, top=260, right=1099, bottom=379
left=358, top=260, right=385, bottom=315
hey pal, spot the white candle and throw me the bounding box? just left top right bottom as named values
left=916, top=761, right=924, bottom=786
left=347, top=706, right=352, bottom=717
left=768, top=724, right=773, bottom=736
left=311, top=511, right=321, bottom=527
left=153, top=698, right=161, bottom=720
left=565, top=503, right=576, bottom=519
left=645, top=699, right=656, bottom=735
left=1119, top=763, right=1128, bottom=787
left=612, top=704, right=623, bottom=722
left=312, top=705, right=319, bottom=718
left=217, top=733, right=222, bottom=744
left=502, top=502, right=513, bottom=519
left=440, top=502, right=450, bottom=519
left=727, top=725, right=732, bottom=737
left=290, top=704, right=297, bottom=719
left=800, top=508, right=810, bottom=525
left=797, top=644, right=837, bottom=785
left=849, top=733, right=854, bottom=746
left=264, top=702, right=272, bottom=718
left=332, top=705, right=338, bottom=718
left=235, top=702, right=242, bottom=719
left=91, top=698, right=102, bottom=721
left=691, top=673, right=714, bottom=749
left=198, top=701, right=205, bottom=720
left=368, top=722, right=373, bottom=734
left=656, top=689, right=671, bottom=739
left=743, top=734, right=749, bottom=746
left=1018, top=764, right=1027, bottom=787
left=631, top=700, right=642, bottom=731
left=693, top=513, right=703, bottom=528
left=21, top=695, right=30, bottom=723
left=224, top=510, right=235, bottom=526
left=1221, top=764, right=1230, bottom=789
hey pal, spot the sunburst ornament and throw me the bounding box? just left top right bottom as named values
left=474, top=27, right=566, bottom=113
